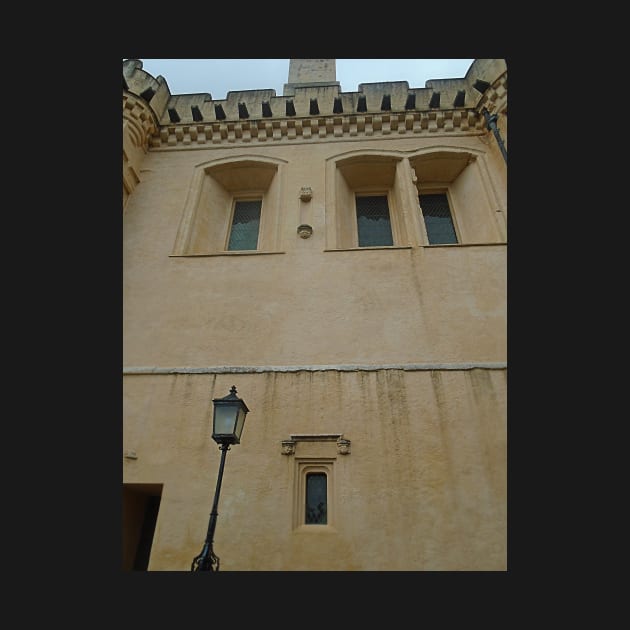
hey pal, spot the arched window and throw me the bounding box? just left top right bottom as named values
left=419, top=193, right=458, bottom=245
left=409, top=150, right=503, bottom=245
left=356, top=195, right=394, bottom=247
left=326, top=153, right=408, bottom=249
left=326, top=148, right=504, bottom=250
left=227, top=199, right=262, bottom=251
left=171, top=157, right=286, bottom=256
left=305, top=472, right=327, bottom=524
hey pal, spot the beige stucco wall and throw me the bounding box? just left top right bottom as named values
left=123, top=368, right=506, bottom=571
left=123, top=136, right=506, bottom=368
left=123, top=59, right=507, bottom=571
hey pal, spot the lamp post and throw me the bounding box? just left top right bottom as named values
left=191, top=385, right=250, bottom=572
left=481, top=107, right=507, bottom=164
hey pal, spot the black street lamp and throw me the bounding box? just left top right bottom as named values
left=191, top=385, right=250, bottom=572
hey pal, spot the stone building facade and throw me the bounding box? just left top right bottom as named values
left=122, top=58, right=507, bottom=571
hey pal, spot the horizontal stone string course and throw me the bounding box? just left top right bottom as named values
left=149, top=111, right=484, bottom=148
left=123, top=362, right=507, bottom=374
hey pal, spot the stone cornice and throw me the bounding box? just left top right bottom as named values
left=123, top=92, right=159, bottom=149
left=148, top=109, right=488, bottom=150
left=477, top=71, right=507, bottom=116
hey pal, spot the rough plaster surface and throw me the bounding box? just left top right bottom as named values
left=123, top=58, right=507, bottom=571
left=123, top=369, right=506, bottom=571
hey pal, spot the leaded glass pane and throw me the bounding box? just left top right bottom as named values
left=305, top=473, right=327, bottom=524
left=227, top=200, right=261, bottom=251
left=356, top=195, right=393, bottom=247
left=420, top=193, right=458, bottom=244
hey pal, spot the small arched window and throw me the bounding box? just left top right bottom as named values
left=328, top=154, right=406, bottom=249
left=171, top=157, right=286, bottom=256
left=410, top=150, right=503, bottom=245
left=226, top=199, right=262, bottom=251
left=419, top=193, right=458, bottom=245
left=305, top=472, right=327, bottom=524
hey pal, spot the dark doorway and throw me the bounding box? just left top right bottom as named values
left=122, top=484, right=163, bottom=571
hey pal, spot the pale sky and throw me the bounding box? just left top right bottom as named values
left=134, top=59, right=476, bottom=100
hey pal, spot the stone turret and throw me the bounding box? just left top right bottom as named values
left=122, top=59, right=172, bottom=209
left=283, top=59, right=340, bottom=95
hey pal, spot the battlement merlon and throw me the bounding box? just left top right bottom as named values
left=123, top=59, right=506, bottom=126
left=123, top=59, right=173, bottom=122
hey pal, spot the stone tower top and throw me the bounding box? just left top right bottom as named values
left=288, top=59, right=336, bottom=84
left=284, top=59, right=340, bottom=95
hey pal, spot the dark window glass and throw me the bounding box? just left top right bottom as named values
left=305, top=473, right=327, bottom=524
left=419, top=193, right=458, bottom=244
left=227, top=200, right=261, bottom=251
left=356, top=195, right=393, bottom=247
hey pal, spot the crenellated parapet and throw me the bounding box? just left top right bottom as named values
left=122, top=58, right=507, bottom=152
left=123, top=59, right=172, bottom=121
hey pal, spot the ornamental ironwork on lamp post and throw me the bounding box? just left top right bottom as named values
left=191, top=385, right=250, bottom=572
